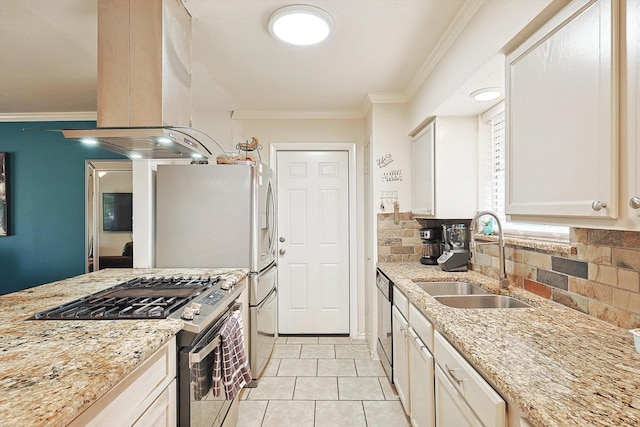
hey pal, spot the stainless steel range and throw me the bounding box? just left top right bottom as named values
left=33, top=275, right=247, bottom=427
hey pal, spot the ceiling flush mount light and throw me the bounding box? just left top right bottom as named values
left=268, top=4, right=334, bottom=46
left=470, top=88, right=502, bottom=102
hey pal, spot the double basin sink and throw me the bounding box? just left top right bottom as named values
left=416, top=281, right=531, bottom=309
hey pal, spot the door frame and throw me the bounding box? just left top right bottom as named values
left=270, top=142, right=358, bottom=338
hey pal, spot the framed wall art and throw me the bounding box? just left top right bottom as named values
left=0, top=153, right=7, bottom=236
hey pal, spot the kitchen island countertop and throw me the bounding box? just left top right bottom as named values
left=378, top=262, right=640, bottom=427
left=0, top=267, right=249, bottom=427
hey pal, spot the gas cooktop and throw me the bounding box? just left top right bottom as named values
left=32, top=276, right=219, bottom=320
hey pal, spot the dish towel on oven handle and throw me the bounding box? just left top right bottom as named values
left=212, top=310, right=253, bottom=399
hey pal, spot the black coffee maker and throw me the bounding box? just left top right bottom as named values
left=419, top=227, right=443, bottom=265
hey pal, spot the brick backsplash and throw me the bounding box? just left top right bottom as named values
left=377, top=213, right=422, bottom=263
left=472, top=227, right=640, bottom=329
left=377, top=215, right=640, bottom=329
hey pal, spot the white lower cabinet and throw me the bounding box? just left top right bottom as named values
left=392, top=291, right=436, bottom=425
left=392, top=305, right=410, bottom=415
left=392, top=289, right=505, bottom=426
left=133, top=378, right=177, bottom=427
left=408, top=328, right=435, bottom=427
left=434, top=332, right=506, bottom=427
left=69, top=336, right=177, bottom=427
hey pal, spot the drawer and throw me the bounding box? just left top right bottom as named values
left=393, top=286, right=409, bottom=318
left=409, top=303, right=433, bottom=352
left=434, top=332, right=506, bottom=427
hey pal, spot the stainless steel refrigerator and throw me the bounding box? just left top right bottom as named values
left=155, top=162, right=277, bottom=383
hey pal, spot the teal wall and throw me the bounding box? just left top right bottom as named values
left=0, top=121, right=125, bottom=294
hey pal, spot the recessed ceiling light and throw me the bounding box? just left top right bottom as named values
left=470, top=88, right=502, bottom=102
left=268, top=5, right=334, bottom=46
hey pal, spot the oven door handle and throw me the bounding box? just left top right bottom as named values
left=189, top=335, right=222, bottom=364
left=188, top=304, right=244, bottom=364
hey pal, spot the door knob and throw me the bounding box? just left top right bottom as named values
left=630, top=197, right=640, bottom=209
left=279, top=236, right=286, bottom=243
left=591, top=200, right=607, bottom=211
left=279, top=249, right=286, bottom=256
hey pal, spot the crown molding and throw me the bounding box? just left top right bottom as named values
left=362, top=92, right=409, bottom=115
left=231, top=110, right=364, bottom=120
left=366, top=92, right=408, bottom=104
left=0, top=111, right=97, bottom=122
left=405, top=0, right=484, bottom=98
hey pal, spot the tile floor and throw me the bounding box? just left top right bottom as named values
left=238, top=336, right=410, bottom=427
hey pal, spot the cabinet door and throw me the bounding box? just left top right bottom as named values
left=434, top=365, right=482, bottom=427
left=432, top=117, right=479, bottom=218
left=408, top=328, right=435, bottom=427
left=133, top=379, right=177, bottom=427
left=627, top=0, right=640, bottom=219
left=392, top=305, right=410, bottom=415
left=412, top=122, right=435, bottom=216
left=506, top=0, right=618, bottom=219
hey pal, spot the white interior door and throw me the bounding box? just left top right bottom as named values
left=277, top=150, right=350, bottom=334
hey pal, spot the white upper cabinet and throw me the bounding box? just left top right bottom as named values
left=412, top=121, right=435, bottom=216
left=412, top=117, right=478, bottom=219
left=626, top=0, right=640, bottom=221
left=506, top=0, right=619, bottom=219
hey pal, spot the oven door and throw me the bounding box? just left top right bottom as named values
left=179, top=310, right=239, bottom=427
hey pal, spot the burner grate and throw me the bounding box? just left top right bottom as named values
left=32, top=276, right=220, bottom=320
left=40, top=296, right=185, bottom=319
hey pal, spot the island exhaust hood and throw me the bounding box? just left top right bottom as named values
left=62, top=0, right=213, bottom=159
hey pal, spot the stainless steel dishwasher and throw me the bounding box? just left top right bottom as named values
left=376, top=268, right=393, bottom=382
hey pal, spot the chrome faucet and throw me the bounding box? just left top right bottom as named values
left=470, top=211, right=510, bottom=290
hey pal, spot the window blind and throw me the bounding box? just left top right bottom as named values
left=481, top=105, right=569, bottom=242
left=490, top=113, right=506, bottom=220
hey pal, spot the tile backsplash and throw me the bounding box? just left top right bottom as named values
left=377, top=213, right=640, bottom=329
left=377, top=213, right=422, bottom=263
left=472, top=228, right=640, bottom=329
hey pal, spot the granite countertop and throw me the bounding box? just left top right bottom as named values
left=377, top=262, right=640, bottom=427
left=0, top=267, right=249, bottom=427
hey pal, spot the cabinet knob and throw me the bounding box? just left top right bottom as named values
left=630, top=197, right=640, bottom=210
left=279, top=249, right=286, bottom=256
left=591, top=200, right=608, bottom=211
left=279, top=236, right=286, bottom=243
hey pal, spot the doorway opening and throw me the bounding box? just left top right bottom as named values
left=86, top=160, right=133, bottom=272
